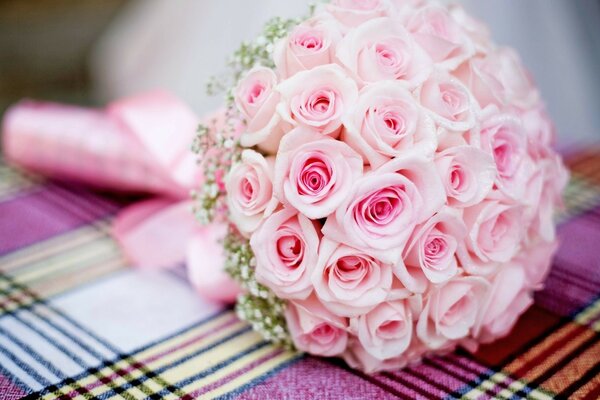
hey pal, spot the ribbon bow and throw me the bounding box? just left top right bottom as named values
left=2, top=91, right=239, bottom=302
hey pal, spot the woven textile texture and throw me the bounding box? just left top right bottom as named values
left=0, top=145, right=599, bottom=400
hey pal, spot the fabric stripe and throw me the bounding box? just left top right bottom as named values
left=201, top=351, right=301, bottom=400
left=0, top=287, right=92, bottom=369
left=0, top=224, right=108, bottom=272
left=0, top=342, right=51, bottom=387
left=403, top=363, right=467, bottom=395
left=0, top=243, right=125, bottom=315
left=559, top=176, right=600, bottom=221
left=0, top=272, right=119, bottom=357
left=328, top=359, right=415, bottom=399
left=561, top=362, right=600, bottom=400
left=0, top=325, right=66, bottom=381
left=2, top=149, right=600, bottom=398
left=422, top=357, right=481, bottom=395
left=182, top=347, right=286, bottom=398
left=54, top=326, right=255, bottom=399
left=540, top=339, right=600, bottom=394
left=511, top=333, right=600, bottom=398
left=57, top=313, right=241, bottom=399
left=509, top=324, right=590, bottom=380
left=26, top=310, right=233, bottom=399
left=457, top=297, right=600, bottom=399
left=0, top=163, right=41, bottom=201
left=0, top=217, right=126, bottom=316
left=153, top=341, right=273, bottom=396
left=382, top=370, right=447, bottom=399
left=212, top=355, right=303, bottom=400
left=0, top=185, right=117, bottom=256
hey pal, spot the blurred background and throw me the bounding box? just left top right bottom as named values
left=1, top=0, right=599, bottom=144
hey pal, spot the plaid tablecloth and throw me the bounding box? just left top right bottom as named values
left=1, top=146, right=599, bottom=400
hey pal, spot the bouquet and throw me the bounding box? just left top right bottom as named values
left=193, top=0, right=569, bottom=373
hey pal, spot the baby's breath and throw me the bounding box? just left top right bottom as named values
left=193, top=14, right=303, bottom=226
left=205, top=16, right=302, bottom=105
left=193, top=6, right=325, bottom=350
left=224, top=228, right=292, bottom=347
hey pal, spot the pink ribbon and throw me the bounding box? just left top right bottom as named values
left=2, top=91, right=239, bottom=303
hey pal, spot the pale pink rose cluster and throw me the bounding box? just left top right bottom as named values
left=226, top=0, right=568, bottom=373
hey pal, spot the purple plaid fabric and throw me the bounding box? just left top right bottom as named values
left=0, top=145, right=599, bottom=399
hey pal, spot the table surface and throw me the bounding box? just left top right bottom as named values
left=1, top=147, right=599, bottom=400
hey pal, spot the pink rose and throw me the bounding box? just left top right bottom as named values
left=406, top=5, right=475, bottom=70
left=226, top=150, right=278, bottom=237
left=398, top=208, right=467, bottom=289
left=312, top=238, right=393, bottom=317
left=435, top=145, right=496, bottom=207
left=492, top=47, right=540, bottom=109
left=251, top=208, right=320, bottom=300
left=474, top=265, right=533, bottom=343
left=416, top=276, right=489, bottom=349
left=351, top=299, right=416, bottom=360
left=448, top=4, right=492, bottom=54
left=528, top=153, right=568, bottom=243
left=274, top=127, right=363, bottom=219
left=479, top=110, right=531, bottom=201
left=322, top=154, right=445, bottom=264
left=389, top=0, right=425, bottom=20
left=454, top=48, right=539, bottom=110
left=521, top=106, right=556, bottom=160
left=235, top=67, right=286, bottom=152
left=274, top=16, right=342, bottom=79
left=419, top=72, right=477, bottom=132
left=516, top=241, right=559, bottom=289
left=342, top=81, right=437, bottom=169
left=285, top=296, right=349, bottom=357
left=342, top=338, right=410, bottom=374
left=457, top=200, right=524, bottom=275
left=326, top=0, right=391, bottom=28
left=453, top=57, right=503, bottom=110
left=336, top=17, right=432, bottom=87
left=277, top=64, right=359, bottom=136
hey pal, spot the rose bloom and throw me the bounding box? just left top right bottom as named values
left=454, top=47, right=539, bottom=110
left=416, top=276, right=489, bottom=349
left=527, top=153, right=569, bottom=243
left=515, top=241, right=558, bottom=290
left=322, top=154, right=445, bottom=264
left=277, top=64, right=359, bottom=136
left=285, top=296, right=349, bottom=357
left=521, top=106, right=557, bottom=160
left=419, top=72, right=477, bottom=133
left=389, top=0, right=426, bottom=21
left=342, top=81, right=437, bottom=169
left=336, top=17, right=432, bottom=87
left=226, top=149, right=278, bottom=237
left=351, top=298, right=415, bottom=360
left=395, top=208, right=467, bottom=293
left=479, top=109, right=531, bottom=202
left=342, top=338, right=411, bottom=374
left=326, top=0, right=391, bottom=28
left=435, top=145, right=496, bottom=208
left=448, top=4, right=492, bottom=54
left=251, top=208, right=320, bottom=300
left=312, top=239, right=393, bottom=317
left=274, top=15, right=342, bottom=79
left=474, top=265, right=533, bottom=343
left=274, top=127, right=363, bottom=219
left=235, top=67, right=286, bottom=153
left=406, top=4, right=475, bottom=70
left=458, top=200, right=524, bottom=276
